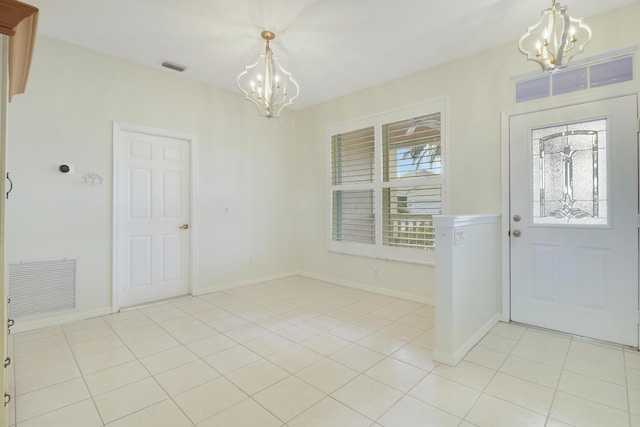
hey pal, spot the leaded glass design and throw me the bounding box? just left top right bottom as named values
left=532, top=118, right=607, bottom=225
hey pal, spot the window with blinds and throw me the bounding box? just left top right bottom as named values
left=331, top=127, right=375, bottom=244
left=329, top=100, right=445, bottom=263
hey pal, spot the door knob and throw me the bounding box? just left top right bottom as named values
left=179, top=224, right=189, bottom=229
left=512, top=229, right=522, bottom=237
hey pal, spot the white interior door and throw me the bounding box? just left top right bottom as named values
left=509, top=95, right=639, bottom=347
left=116, top=127, right=191, bottom=308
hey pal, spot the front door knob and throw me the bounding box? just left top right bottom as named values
left=512, top=229, right=522, bottom=237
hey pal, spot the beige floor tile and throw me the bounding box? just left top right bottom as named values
left=409, top=373, right=480, bottom=418
left=154, top=359, right=220, bottom=396
left=145, top=308, right=188, bottom=323
left=629, top=388, right=640, bottom=416
left=13, top=335, right=69, bottom=358
left=253, top=375, right=325, bottom=422
left=69, top=334, right=125, bottom=359
left=499, top=355, right=562, bottom=388
left=477, top=333, right=517, bottom=354
left=296, top=358, right=359, bottom=393
left=350, top=314, right=393, bottom=331
left=432, top=361, right=495, bottom=391
left=379, top=321, right=424, bottom=341
left=301, top=332, right=351, bottom=356
left=357, top=332, right=407, bottom=355
left=558, top=370, right=628, bottom=410
left=207, top=314, right=250, bottom=332
left=550, top=391, right=630, bottom=427
left=545, top=419, right=575, bottom=427
left=391, top=343, right=438, bottom=371
left=93, top=377, right=168, bottom=423
left=377, top=395, right=461, bottom=427
left=196, top=397, right=283, bottom=427
left=173, top=376, right=247, bottom=424
left=625, top=350, right=640, bottom=370
left=268, top=344, right=324, bottom=373
left=411, top=328, right=436, bottom=349
left=223, top=324, right=270, bottom=343
left=64, top=325, right=116, bottom=345
left=304, top=314, right=345, bottom=331
left=520, top=329, right=571, bottom=352
left=365, top=357, right=427, bottom=392
left=288, top=397, right=373, bottom=427
left=464, top=345, right=509, bottom=370
left=115, top=324, right=167, bottom=344
left=13, top=327, right=63, bottom=344
left=465, top=394, right=546, bottom=427
left=627, top=367, right=640, bottom=390
left=15, top=360, right=81, bottom=395
left=102, top=309, right=146, bottom=325
left=192, top=308, right=232, bottom=323
left=511, top=341, right=567, bottom=368
left=328, top=323, right=374, bottom=342
left=244, top=333, right=296, bottom=357
left=226, top=359, right=290, bottom=395
left=277, top=324, right=323, bottom=343
left=203, top=345, right=261, bottom=374
left=632, top=414, right=640, bottom=427
left=569, top=339, right=625, bottom=366
left=332, top=375, right=403, bottom=420
left=489, top=322, right=527, bottom=340
left=329, top=343, right=385, bottom=372
left=14, top=345, right=74, bottom=373
left=16, top=398, right=101, bottom=427
left=186, top=333, right=236, bottom=357
left=84, top=360, right=150, bottom=396
left=169, top=323, right=217, bottom=344
left=158, top=315, right=205, bottom=333
left=105, top=399, right=192, bottom=427
left=484, top=372, right=554, bottom=415
left=140, top=346, right=198, bottom=375
left=126, top=333, right=181, bottom=358
left=563, top=353, right=626, bottom=385
left=16, top=377, right=90, bottom=423
left=109, top=315, right=154, bottom=332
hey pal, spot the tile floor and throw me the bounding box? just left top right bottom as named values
left=6, top=275, right=640, bottom=426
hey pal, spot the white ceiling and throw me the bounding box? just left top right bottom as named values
left=28, top=0, right=637, bottom=109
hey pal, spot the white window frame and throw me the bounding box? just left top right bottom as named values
left=327, top=98, right=448, bottom=265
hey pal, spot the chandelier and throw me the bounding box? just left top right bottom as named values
left=237, top=30, right=299, bottom=118
left=518, top=0, right=592, bottom=72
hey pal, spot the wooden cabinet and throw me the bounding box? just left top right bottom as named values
left=0, top=1, right=38, bottom=425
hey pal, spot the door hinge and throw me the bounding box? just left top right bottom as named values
left=637, top=309, right=640, bottom=325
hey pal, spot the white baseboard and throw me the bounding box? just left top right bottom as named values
left=192, top=271, right=301, bottom=296
left=299, top=272, right=435, bottom=305
left=433, top=313, right=500, bottom=366
left=11, top=307, right=114, bottom=334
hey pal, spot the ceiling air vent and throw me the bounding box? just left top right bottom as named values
left=161, top=61, right=187, bottom=72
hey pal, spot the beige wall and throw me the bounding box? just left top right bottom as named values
left=295, top=3, right=640, bottom=301
left=7, top=36, right=300, bottom=321
left=4, top=3, right=640, bottom=324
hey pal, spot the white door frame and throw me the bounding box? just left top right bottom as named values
left=500, top=87, right=640, bottom=328
left=112, top=122, right=197, bottom=312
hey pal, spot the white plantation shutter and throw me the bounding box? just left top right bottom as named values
left=331, top=127, right=375, bottom=244
left=328, top=99, right=445, bottom=261
left=381, top=113, right=442, bottom=250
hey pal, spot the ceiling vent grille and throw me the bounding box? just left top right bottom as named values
left=513, top=48, right=636, bottom=103
left=161, top=61, right=187, bottom=72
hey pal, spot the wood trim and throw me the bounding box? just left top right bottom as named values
left=0, top=0, right=38, bottom=100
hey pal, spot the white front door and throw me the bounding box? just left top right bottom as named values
left=509, top=95, right=639, bottom=347
left=115, top=126, right=191, bottom=308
